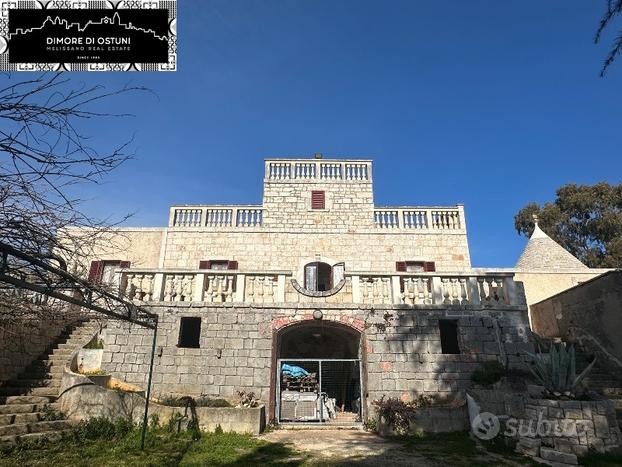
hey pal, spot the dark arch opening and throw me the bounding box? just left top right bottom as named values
left=279, top=321, right=360, bottom=359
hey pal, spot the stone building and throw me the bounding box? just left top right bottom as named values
left=83, top=157, right=532, bottom=425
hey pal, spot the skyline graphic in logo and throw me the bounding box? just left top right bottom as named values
left=1, top=0, right=176, bottom=72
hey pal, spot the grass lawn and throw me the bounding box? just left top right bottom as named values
left=2, top=418, right=613, bottom=466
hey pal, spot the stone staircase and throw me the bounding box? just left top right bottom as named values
left=576, top=347, right=622, bottom=431
left=0, top=319, right=99, bottom=445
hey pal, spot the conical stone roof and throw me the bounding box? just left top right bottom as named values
left=515, top=220, right=587, bottom=270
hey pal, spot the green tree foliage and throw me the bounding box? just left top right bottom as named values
left=514, top=182, right=622, bottom=268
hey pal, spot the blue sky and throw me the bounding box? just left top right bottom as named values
left=44, top=1, right=622, bottom=267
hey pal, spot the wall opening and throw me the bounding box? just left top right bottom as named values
left=178, top=317, right=201, bottom=348
left=276, top=322, right=363, bottom=425
left=439, top=319, right=460, bottom=354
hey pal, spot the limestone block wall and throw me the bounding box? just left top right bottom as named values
left=101, top=303, right=531, bottom=420
left=262, top=180, right=374, bottom=230
left=510, top=398, right=621, bottom=461
left=514, top=269, right=610, bottom=309
left=62, top=227, right=165, bottom=271
left=161, top=229, right=471, bottom=273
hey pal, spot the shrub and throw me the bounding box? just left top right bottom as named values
left=159, top=395, right=232, bottom=408
left=526, top=341, right=596, bottom=399
left=236, top=390, right=259, bottom=408
left=373, top=397, right=417, bottom=435
left=40, top=403, right=65, bottom=421
left=83, top=338, right=104, bottom=349
left=471, top=360, right=506, bottom=386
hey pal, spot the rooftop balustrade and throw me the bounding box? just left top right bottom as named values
left=264, top=159, right=372, bottom=182
left=169, top=204, right=464, bottom=230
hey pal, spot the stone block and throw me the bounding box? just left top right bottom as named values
left=539, top=447, right=578, bottom=465
left=593, top=414, right=610, bottom=438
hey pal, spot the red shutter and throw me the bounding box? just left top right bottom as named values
left=311, top=191, right=325, bottom=209
left=227, top=261, right=238, bottom=270
left=424, top=262, right=436, bottom=272
left=199, top=260, right=211, bottom=269
left=395, top=261, right=407, bottom=272
left=119, top=261, right=131, bottom=269
left=87, top=261, right=104, bottom=283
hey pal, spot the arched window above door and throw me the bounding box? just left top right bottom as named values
left=303, top=262, right=345, bottom=292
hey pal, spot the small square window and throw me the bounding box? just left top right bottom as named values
left=178, top=317, right=201, bottom=348
left=439, top=319, right=460, bottom=354
left=311, top=191, right=325, bottom=209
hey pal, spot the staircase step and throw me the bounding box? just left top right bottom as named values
left=0, top=396, right=55, bottom=405
left=0, top=387, right=59, bottom=397
left=0, top=428, right=73, bottom=445
left=0, top=420, right=72, bottom=437
left=0, top=423, right=28, bottom=436
left=9, top=379, right=60, bottom=389
left=0, top=413, right=42, bottom=426
left=28, top=420, right=72, bottom=433
left=0, top=404, right=36, bottom=415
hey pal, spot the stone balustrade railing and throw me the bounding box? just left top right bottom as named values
left=119, top=269, right=289, bottom=304
left=346, top=271, right=520, bottom=306
left=117, top=268, right=520, bottom=307
left=170, top=205, right=264, bottom=228
left=373, top=206, right=464, bottom=230
left=265, top=159, right=371, bottom=181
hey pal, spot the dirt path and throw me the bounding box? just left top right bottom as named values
left=259, top=429, right=436, bottom=466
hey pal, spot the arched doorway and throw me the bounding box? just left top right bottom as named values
left=275, top=321, right=364, bottom=425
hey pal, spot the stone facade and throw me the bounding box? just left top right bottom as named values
left=101, top=302, right=531, bottom=420
left=69, top=157, right=534, bottom=424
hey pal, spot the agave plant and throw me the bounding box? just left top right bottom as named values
left=526, top=341, right=596, bottom=399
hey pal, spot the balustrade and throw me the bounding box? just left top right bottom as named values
left=117, top=269, right=517, bottom=307
left=171, top=206, right=264, bottom=228
left=373, top=207, right=463, bottom=230
left=374, top=210, right=399, bottom=228
left=265, top=159, right=371, bottom=181
left=173, top=209, right=202, bottom=227
left=349, top=273, right=518, bottom=306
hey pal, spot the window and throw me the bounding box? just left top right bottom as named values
left=311, top=191, right=325, bottom=209
left=395, top=261, right=435, bottom=272
left=88, top=260, right=130, bottom=284
left=304, top=262, right=344, bottom=292
left=439, top=319, right=460, bottom=354
left=198, top=260, right=238, bottom=270
left=178, top=317, right=201, bottom=348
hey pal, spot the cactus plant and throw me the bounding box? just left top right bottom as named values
left=526, top=341, right=596, bottom=399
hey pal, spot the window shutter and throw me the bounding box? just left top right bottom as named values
left=395, top=261, right=407, bottom=272
left=227, top=261, right=238, bottom=270
left=198, top=260, right=211, bottom=269
left=88, top=261, right=104, bottom=283
left=424, top=262, right=436, bottom=272
left=311, top=191, right=325, bottom=209
left=119, top=261, right=131, bottom=268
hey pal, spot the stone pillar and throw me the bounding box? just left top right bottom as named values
left=467, top=277, right=481, bottom=305
left=152, top=273, right=165, bottom=301
left=351, top=275, right=361, bottom=303
left=235, top=274, right=246, bottom=302
left=194, top=273, right=206, bottom=302
left=277, top=274, right=286, bottom=302
left=431, top=276, right=443, bottom=304
left=391, top=276, right=402, bottom=304
left=503, top=276, right=518, bottom=305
